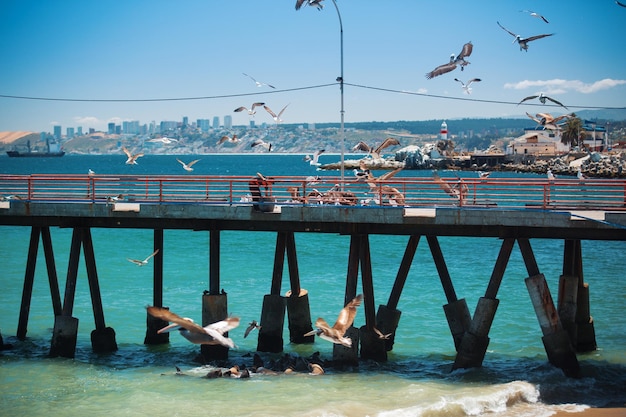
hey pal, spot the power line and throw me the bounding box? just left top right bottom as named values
left=1, top=81, right=624, bottom=110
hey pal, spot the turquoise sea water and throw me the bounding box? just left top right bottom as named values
left=1, top=154, right=625, bottom=417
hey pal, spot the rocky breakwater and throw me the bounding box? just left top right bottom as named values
left=500, top=151, right=626, bottom=178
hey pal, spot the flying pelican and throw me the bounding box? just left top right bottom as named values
left=295, top=0, right=324, bottom=10
left=454, top=78, right=481, bottom=94
left=217, top=134, right=241, bottom=145
left=425, top=41, right=473, bottom=79
left=234, top=102, right=265, bottom=115
left=122, top=147, right=144, bottom=165
left=244, top=320, right=261, bottom=338
left=304, top=149, right=325, bottom=166
left=518, top=93, right=568, bottom=110
left=242, top=73, right=275, bottom=89
left=520, top=10, right=549, bottom=23
left=433, top=171, right=468, bottom=201
left=264, top=104, right=290, bottom=123
left=353, top=137, right=400, bottom=160
left=146, top=306, right=239, bottom=348
left=526, top=112, right=571, bottom=130
left=176, top=158, right=200, bottom=172
left=364, top=167, right=406, bottom=206
left=127, top=249, right=159, bottom=266
left=304, top=294, right=363, bottom=347
left=616, top=0, right=626, bottom=7
left=251, top=138, right=272, bottom=152
left=497, top=21, right=554, bottom=51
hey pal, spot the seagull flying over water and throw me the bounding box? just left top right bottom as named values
left=454, top=78, right=481, bottom=94
left=519, top=10, right=549, bottom=23
left=616, top=0, right=626, bottom=7
left=122, top=147, right=144, bottom=165
left=176, top=158, right=200, bottom=172
left=518, top=93, right=568, bottom=110
left=264, top=104, right=290, bottom=124
left=244, top=320, right=261, bottom=338
left=242, top=73, right=275, bottom=89
left=127, top=249, right=159, bottom=266
left=234, top=102, right=265, bottom=116
left=217, top=134, right=242, bottom=145
left=148, top=137, right=178, bottom=144
left=425, top=42, right=473, bottom=79
left=304, top=294, right=363, bottom=347
left=304, top=149, right=325, bottom=166
left=497, top=21, right=554, bottom=51
left=146, top=306, right=239, bottom=348
left=251, top=138, right=272, bottom=152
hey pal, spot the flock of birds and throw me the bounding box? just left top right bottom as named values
left=142, top=292, right=385, bottom=376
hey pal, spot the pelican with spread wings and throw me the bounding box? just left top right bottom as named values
left=426, top=42, right=473, bottom=79
left=146, top=306, right=239, bottom=348
left=304, top=294, right=363, bottom=347
left=497, top=21, right=553, bottom=51
left=352, top=137, right=400, bottom=160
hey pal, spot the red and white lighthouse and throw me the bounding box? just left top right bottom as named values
left=440, top=120, right=448, bottom=140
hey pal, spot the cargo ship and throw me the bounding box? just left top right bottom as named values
left=6, top=138, right=65, bottom=157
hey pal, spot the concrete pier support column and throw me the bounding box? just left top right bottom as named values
left=453, top=297, right=499, bottom=369
left=144, top=310, right=170, bottom=345
left=201, top=293, right=229, bottom=360
left=286, top=289, right=314, bottom=344
left=257, top=294, right=286, bottom=353
left=17, top=227, right=40, bottom=340
left=443, top=299, right=472, bottom=350
left=575, top=283, right=597, bottom=352
left=145, top=229, right=168, bottom=345
left=557, top=274, right=579, bottom=345
left=50, top=315, right=79, bottom=358
left=526, top=274, right=580, bottom=377
left=375, top=304, right=402, bottom=351
left=359, top=325, right=386, bottom=361
left=333, top=327, right=359, bottom=365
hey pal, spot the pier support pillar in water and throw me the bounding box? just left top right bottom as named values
left=443, top=299, right=472, bottom=350
left=144, top=309, right=170, bottom=345
left=333, top=327, right=360, bottom=365
left=453, top=297, right=499, bottom=369
left=50, top=315, right=79, bottom=358
left=285, top=289, right=314, bottom=344
left=201, top=293, right=230, bottom=360
left=144, top=229, right=168, bottom=345
left=257, top=294, right=286, bottom=353
left=359, top=325, right=387, bottom=361
left=526, top=274, right=580, bottom=377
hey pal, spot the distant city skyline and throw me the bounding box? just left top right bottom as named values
left=1, top=1, right=625, bottom=133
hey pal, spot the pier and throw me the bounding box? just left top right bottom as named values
left=1, top=173, right=625, bottom=377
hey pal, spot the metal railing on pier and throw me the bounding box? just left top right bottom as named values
left=1, top=174, right=625, bottom=211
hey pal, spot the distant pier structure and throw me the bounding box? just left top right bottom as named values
left=1, top=174, right=626, bottom=377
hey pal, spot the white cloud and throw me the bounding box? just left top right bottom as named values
left=73, top=116, right=102, bottom=125
left=503, top=78, right=626, bottom=94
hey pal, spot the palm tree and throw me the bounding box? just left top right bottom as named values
left=561, top=114, right=583, bottom=148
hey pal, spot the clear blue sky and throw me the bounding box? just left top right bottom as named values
left=1, top=0, right=625, bottom=133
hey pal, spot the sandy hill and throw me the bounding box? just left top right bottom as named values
left=0, top=131, right=36, bottom=144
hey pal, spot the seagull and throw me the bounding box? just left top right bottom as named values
left=244, top=320, right=261, bottom=338
left=88, top=169, right=95, bottom=175
left=122, top=147, right=144, bottom=165
left=295, top=0, right=324, bottom=10
left=251, top=138, right=272, bottom=152
left=304, top=149, right=325, bottom=166
left=454, top=78, right=481, bottom=94
left=146, top=306, right=239, bottom=348
left=106, top=194, right=123, bottom=203
left=478, top=171, right=491, bottom=179
left=242, top=73, right=275, bottom=89
left=577, top=167, right=588, bottom=180
left=425, top=41, right=473, bottom=79
left=176, top=158, right=200, bottom=172
left=217, top=134, right=241, bottom=145
left=352, top=137, right=400, bottom=160
left=618, top=0, right=626, bottom=7
left=127, top=249, right=159, bottom=266
left=520, top=10, right=549, bottom=24
left=303, top=294, right=363, bottom=347
left=264, top=104, right=290, bottom=124
left=518, top=93, right=568, bottom=110
left=234, top=102, right=265, bottom=115
left=373, top=327, right=392, bottom=340
left=497, top=21, right=554, bottom=51
left=547, top=169, right=556, bottom=181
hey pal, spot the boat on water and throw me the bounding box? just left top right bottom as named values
left=6, top=138, right=65, bottom=157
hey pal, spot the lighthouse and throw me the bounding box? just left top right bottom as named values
left=440, top=120, right=448, bottom=140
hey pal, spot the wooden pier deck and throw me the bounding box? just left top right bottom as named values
left=1, top=174, right=625, bottom=377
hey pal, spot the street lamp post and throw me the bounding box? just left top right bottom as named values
left=329, top=0, right=346, bottom=188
